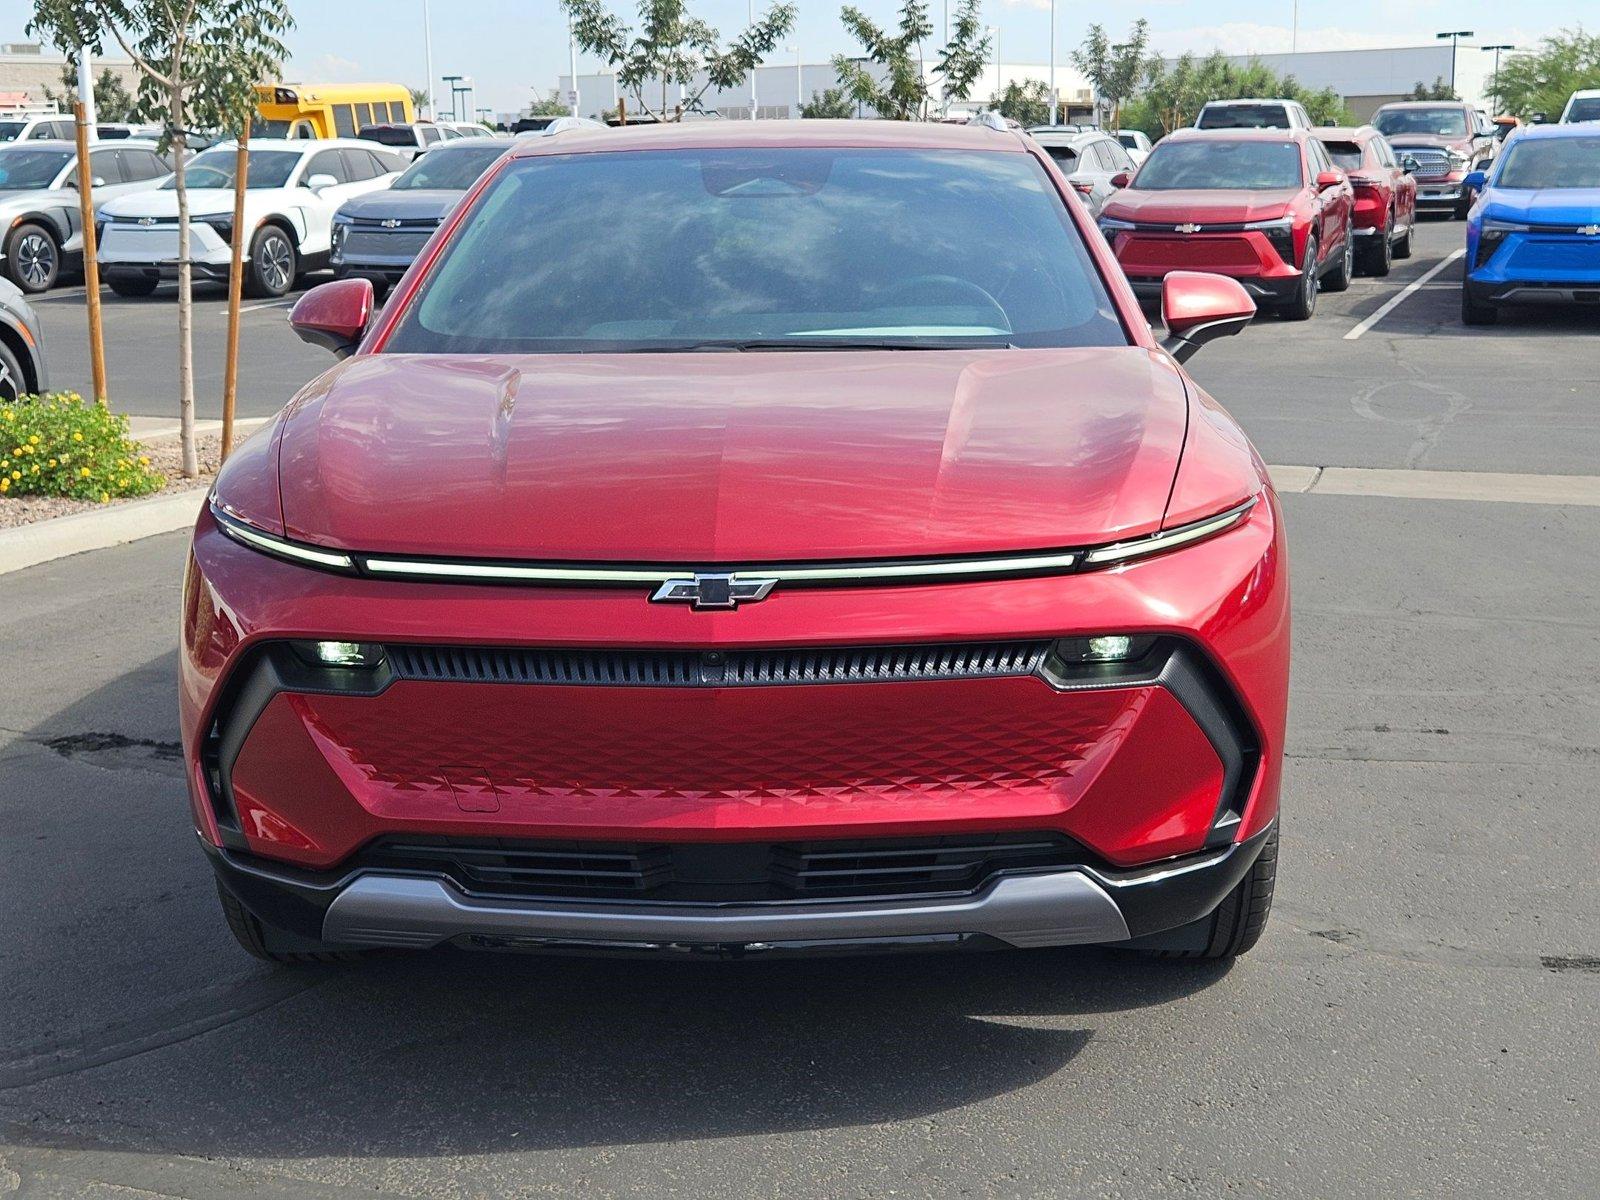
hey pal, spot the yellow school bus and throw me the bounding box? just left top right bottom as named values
left=252, top=83, right=414, bottom=140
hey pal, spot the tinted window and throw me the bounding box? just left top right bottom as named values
left=163, top=148, right=301, bottom=189
left=251, top=117, right=291, bottom=138
left=386, top=148, right=1125, bottom=353
left=375, top=150, right=408, bottom=172
left=1496, top=137, right=1600, bottom=188
left=306, top=149, right=349, bottom=184
left=1198, top=104, right=1291, bottom=130
left=389, top=101, right=408, bottom=121
left=359, top=125, right=420, bottom=147
left=1320, top=140, right=1364, bottom=171
left=332, top=105, right=356, bottom=137
left=340, top=148, right=378, bottom=180
left=0, top=122, right=25, bottom=142
left=1372, top=137, right=1396, bottom=168
left=0, top=148, right=74, bottom=188
left=1134, top=140, right=1303, bottom=190
left=1566, top=97, right=1600, bottom=123
left=1043, top=146, right=1079, bottom=170
left=1117, top=133, right=1139, bottom=149
left=392, top=144, right=505, bottom=190
left=355, top=103, right=373, bottom=128
left=422, top=126, right=442, bottom=144
left=1375, top=107, right=1468, bottom=138
left=86, top=148, right=124, bottom=184
left=122, top=149, right=170, bottom=180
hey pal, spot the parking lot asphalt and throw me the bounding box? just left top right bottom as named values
left=3, top=217, right=1598, bottom=1198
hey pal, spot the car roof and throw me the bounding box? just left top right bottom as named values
left=1316, top=126, right=1378, bottom=140
left=506, top=118, right=1025, bottom=158
left=1029, top=129, right=1110, bottom=147
left=1375, top=100, right=1468, bottom=110
left=0, top=138, right=163, bottom=151
left=1167, top=127, right=1310, bottom=142
left=207, top=137, right=385, bottom=152
left=1566, top=88, right=1600, bottom=99
left=1510, top=122, right=1600, bottom=141
left=1201, top=98, right=1299, bottom=106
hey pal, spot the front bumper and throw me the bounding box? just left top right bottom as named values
left=1111, top=228, right=1301, bottom=302
left=206, top=824, right=1275, bottom=954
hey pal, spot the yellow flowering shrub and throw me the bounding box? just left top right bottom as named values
left=1, top=393, right=164, bottom=501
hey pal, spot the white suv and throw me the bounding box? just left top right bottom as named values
left=97, top=138, right=406, bottom=297
left=0, top=111, right=78, bottom=144
left=1195, top=99, right=1313, bottom=131
left=1560, top=89, right=1600, bottom=124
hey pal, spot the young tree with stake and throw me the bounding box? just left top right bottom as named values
left=29, top=0, right=291, bottom=478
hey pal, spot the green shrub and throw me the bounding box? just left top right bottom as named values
left=1, top=392, right=165, bottom=503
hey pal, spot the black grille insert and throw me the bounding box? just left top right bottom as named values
left=354, top=832, right=1087, bottom=902
left=385, top=641, right=1051, bottom=688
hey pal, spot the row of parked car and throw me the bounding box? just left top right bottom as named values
left=0, top=117, right=597, bottom=299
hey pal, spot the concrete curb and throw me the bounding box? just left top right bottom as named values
left=0, top=488, right=206, bottom=577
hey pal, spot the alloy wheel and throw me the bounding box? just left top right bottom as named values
left=16, top=232, right=56, bottom=291
left=0, top=359, right=17, bottom=403
left=257, top=234, right=293, bottom=294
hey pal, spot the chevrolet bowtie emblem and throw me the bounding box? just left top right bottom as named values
left=380, top=218, right=402, bottom=228
left=1175, top=223, right=1202, bottom=234
left=1580, top=224, right=1600, bottom=236
left=651, top=573, right=778, bottom=610
left=137, top=216, right=158, bottom=226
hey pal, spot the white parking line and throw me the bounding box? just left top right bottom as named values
left=1343, top=249, right=1466, bottom=341
left=218, top=299, right=296, bottom=315
left=1269, top=464, right=1600, bottom=507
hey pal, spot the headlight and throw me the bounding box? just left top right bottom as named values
left=1476, top=218, right=1529, bottom=267
left=195, top=213, right=234, bottom=245
left=1244, top=216, right=1296, bottom=266
left=290, top=640, right=385, bottom=669
left=1446, top=149, right=1469, bottom=167
left=213, top=505, right=356, bottom=572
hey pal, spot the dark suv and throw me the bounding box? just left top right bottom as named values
left=1372, top=101, right=1498, bottom=218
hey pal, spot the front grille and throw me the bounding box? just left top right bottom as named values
left=1119, top=234, right=1262, bottom=273
left=1395, top=147, right=1451, bottom=178
left=353, top=832, right=1088, bottom=902
left=386, top=641, right=1051, bottom=688
left=341, top=228, right=434, bottom=258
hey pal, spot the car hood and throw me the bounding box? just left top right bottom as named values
left=99, top=188, right=283, bottom=219
left=1383, top=133, right=1472, bottom=152
left=276, top=349, right=1192, bottom=562
left=336, top=189, right=459, bottom=221
left=1483, top=188, right=1600, bottom=225
left=1103, top=188, right=1298, bottom=224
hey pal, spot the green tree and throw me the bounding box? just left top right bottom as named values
left=1492, top=29, right=1600, bottom=120
left=559, top=0, right=796, bottom=121
left=1071, top=19, right=1148, bottom=128
left=31, top=0, right=292, bottom=478
left=408, top=86, right=429, bottom=113
left=44, top=63, right=138, bottom=120
left=1406, top=77, right=1458, bottom=101
left=833, top=0, right=991, bottom=120
left=526, top=88, right=572, bottom=116
left=799, top=86, right=854, bottom=118
left=1125, top=50, right=1352, bottom=138
left=989, top=79, right=1052, bottom=127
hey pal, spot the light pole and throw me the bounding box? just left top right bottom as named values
left=1436, top=30, right=1475, bottom=92
left=1048, top=0, right=1057, bottom=126
left=441, top=73, right=463, bottom=121
left=421, top=0, right=435, bottom=118
left=1481, top=44, right=1514, bottom=115
left=1291, top=0, right=1298, bottom=55
left=748, top=0, right=758, bottom=119
left=988, top=26, right=1000, bottom=104
left=567, top=9, right=580, bottom=117
left=787, top=44, right=802, bottom=117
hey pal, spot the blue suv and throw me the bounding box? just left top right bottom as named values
left=1462, top=124, right=1600, bottom=324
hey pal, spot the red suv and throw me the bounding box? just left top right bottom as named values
left=187, top=121, right=1289, bottom=965
left=1098, top=128, right=1355, bottom=320
left=1315, top=126, right=1417, bottom=276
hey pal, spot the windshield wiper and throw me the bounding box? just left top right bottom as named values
left=636, top=337, right=1016, bottom=352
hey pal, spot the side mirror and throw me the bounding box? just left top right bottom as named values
left=289, top=278, right=374, bottom=358
left=1401, top=155, right=1420, bottom=174
left=1160, top=271, right=1255, bottom=364
left=1110, top=171, right=1132, bottom=189
left=1463, top=170, right=1488, bottom=191
left=92, top=176, right=106, bottom=188
left=1315, top=170, right=1344, bottom=190
left=305, top=172, right=338, bottom=192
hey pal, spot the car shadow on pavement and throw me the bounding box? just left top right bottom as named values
left=3, top=651, right=1236, bottom=1159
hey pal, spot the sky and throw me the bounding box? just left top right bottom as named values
left=6, top=1, right=1571, bottom=115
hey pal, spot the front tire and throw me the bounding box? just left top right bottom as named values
left=1144, top=825, right=1279, bottom=959
left=106, top=275, right=159, bottom=298
left=1461, top=288, right=1498, bottom=326
left=0, top=339, right=27, bottom=402
left=1392, top=219, right=1413, bottom=260
left=244, top=225, right=297, bottom=299
left=4, top=222, right=60, bottom=294
left=1279, top=237, right=1319, bottom=321
left=1361, top=215, right=1394, bottom=276
left=216, top=882, right=365, bottom=964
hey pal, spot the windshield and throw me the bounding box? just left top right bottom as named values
left=0, top=149, right=72, bottom=189
left=163, top=148, right=301, bottom=189
left=393, top=144, right=505, bottom=190
left=384, top=148, right=1125, bottom=353
left=1321, top=141, right=1365, bottom=171
left=1566, top=97, right=1600, bottom=123
left=1117, top=133, right=1139, bottom=149
left=1495, top=137, right=1600, bottom=189
left=1042, top=146, right=1079, bottom=170
left=0, top=122, right=28, bottom=143
left=1198, top=104, right=1291, bottom=130
left=1375, top=107, right=1468, bottom=138
left=249, top=117, right=291, bottom=138
left=1134, top=140, right=1303, bottom=190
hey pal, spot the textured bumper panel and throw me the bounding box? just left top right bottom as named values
left=321, top=870, right=1132, bottom=950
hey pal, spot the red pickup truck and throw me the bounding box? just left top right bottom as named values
left=1372, top=101, right=1498, bottom=219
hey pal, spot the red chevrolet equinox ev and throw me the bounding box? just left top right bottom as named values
left=184, top=121, right=1289, bottom=964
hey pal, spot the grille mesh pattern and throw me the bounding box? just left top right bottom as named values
left=385, top=642, right=1051, bottom=688
left=355, top=832, right=1086, bottom=902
